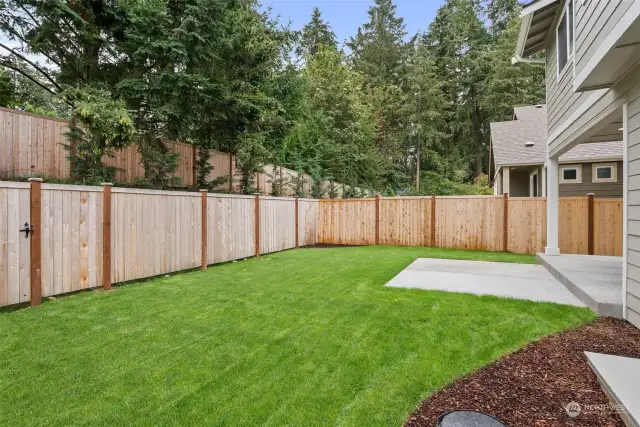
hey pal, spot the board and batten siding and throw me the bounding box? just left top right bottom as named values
left=626, top=79, right=640, bottom=328
left=574, top=0, right=633, bottom=79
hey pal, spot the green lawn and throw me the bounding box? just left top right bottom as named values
left=0, top=246, right=594, bottom=427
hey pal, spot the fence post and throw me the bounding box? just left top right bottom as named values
left=255, top=193, right=261, bottom=258
left=295, top=196, right=300, bottom=248
left=375, top=194, right=381, bottom=245
left=431, top=195, right=436, bottom=247
left=201, top=190, right=208, bottom=269
left=102, top=183, right=112, bottom=291
left=587, top=193, right=594, bottom=255
left=192, top=146, right=198, bottom=189
left=229, top=155, right=234, bottom=193
left=503, top=193, right=509, bottom=253
left=29, top=178, right=42, bottom=307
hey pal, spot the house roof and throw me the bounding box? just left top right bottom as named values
left=491, top=105, right=623, bottom=167
left=515, top=0, right=561, bottom=59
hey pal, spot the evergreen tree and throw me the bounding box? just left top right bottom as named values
left=298, top=7, right=337, bottom=58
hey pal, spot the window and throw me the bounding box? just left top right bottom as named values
left=556, top=0, right=574, bottom=78
left=560, top=164, right=582, bottom=183
left=592, top=163, right=617, bottom=183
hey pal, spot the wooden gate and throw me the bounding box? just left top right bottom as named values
left=0, top=181, right=31, bottom=306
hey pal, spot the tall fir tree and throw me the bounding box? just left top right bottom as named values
left=298, top=7, right=337, bottom=58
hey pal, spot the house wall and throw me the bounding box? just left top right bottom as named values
left=559, top=161, right=624, bottom=198
left=626, top=76, right=640, bottom=328
left=575, top=0, right=633, bottom=79
left=546, top=0, right=591, bottom=143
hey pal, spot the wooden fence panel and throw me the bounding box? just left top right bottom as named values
left=436, top=196, right=504, bottom=251
left=260, top=197, right=296, bottom=254
left=0, top=108, right=70, bottom=180
left=111, top=189, right=201, bottom=283
left=507, top=197, right=546, bottom=254
left=40, top=184, right=103, bottom=296
left=0, top=182, right=30, bottom=305
left=207, top=194, right=256, bottom=264
left=559, top=197, right=589, bottom=255
left=594, top=198, right=623, bottom=256
left=379, top=197, right=432, bottom=246
left=298, top=199, right=319, bottom=246
left=317, top=199, right=376, bottom=245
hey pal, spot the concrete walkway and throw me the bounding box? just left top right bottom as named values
left=385, top=258, right=585, bottom=307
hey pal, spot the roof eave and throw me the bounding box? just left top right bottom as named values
left=513, top=0, right=560, bottom=63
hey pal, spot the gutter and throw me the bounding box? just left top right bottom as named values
left=512, top=54, right=545, bottom=65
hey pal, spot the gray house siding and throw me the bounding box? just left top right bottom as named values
left=626, top=75, right=640, bottom=328
left=575, top=0, right=633, bottom=80
left=559, top=161, right=623, bottom=197
left=546, top=16, right=591, bottom=139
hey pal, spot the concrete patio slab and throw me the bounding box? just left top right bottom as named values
left=537, top=254, right=623, bottom=318
left=385, top=258, right=586, bottom=307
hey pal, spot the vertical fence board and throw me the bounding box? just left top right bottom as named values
left=594, top=199, right=623, bottom=256
left=260, top=198, right=296, bottom=254
left=507, top=197, right=547, bottom=254
left=559, top=197, right=589, bottom=255
left=207, top=195, right=256, bottom=264
left=298, top=199, right=319, bottom=246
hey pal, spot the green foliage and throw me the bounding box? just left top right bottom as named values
left=63, top=86, right=136, bottom=185
left=410, top=171, right=493, bottom=196
left=298, top=7, right=337, bottom=58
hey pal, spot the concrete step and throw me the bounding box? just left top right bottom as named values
left=536, top=253, right=623, bottom=317
left=586, top=352, right=640, bottom=427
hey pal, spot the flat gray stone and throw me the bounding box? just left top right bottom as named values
left=385, top=258, right=585, bottom=307
left=586, top=352, right=640, bottom=427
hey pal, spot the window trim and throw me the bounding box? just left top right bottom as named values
left=592, top=162, right=618, bottom=183
left=529, top=169, right=539, bottom=197
left=560, top=164, right=582, bottom=184
left=556, top=0, right=574, bottom=80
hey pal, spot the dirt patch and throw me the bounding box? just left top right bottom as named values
left=405, top=317, right=640, bottom=427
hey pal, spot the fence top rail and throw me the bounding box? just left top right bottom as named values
left=0, top=181, right=30, bottom=189
left=508, top=197, right=548, bottom=201
left=42, top=183, right=103, bottom=193
left=297, top=198, right=320, bottom=202
left=560, top=196, right=590, bottom=201
left=259, top=196, right=298, bottom=201
left=112, top=187, right=201, bottom=197
left=207, top=193, right=255, bottom=200
left=0, top=106, right=70, bottom=124
left=436, top=195, right=504, bottom=199
left=319, top=198, right=376, bottom=202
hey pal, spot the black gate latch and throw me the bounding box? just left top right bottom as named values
left=20, top=223, right=34, bottom=239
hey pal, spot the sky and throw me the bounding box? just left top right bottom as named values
left=261, top=0, right=447, bottom=45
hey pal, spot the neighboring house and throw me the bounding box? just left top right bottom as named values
left=490, top=104, right=623, bottom=198
left=516, top=0, right=640, bottom=420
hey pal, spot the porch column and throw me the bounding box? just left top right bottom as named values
left=541, top=164, right=547, bottom=197
left=502, top=167, right=510, bottom=195
left=546, top=156, right=560, bottom=255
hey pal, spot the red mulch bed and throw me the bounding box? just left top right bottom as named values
left=405, top=317, right=640, bottom=427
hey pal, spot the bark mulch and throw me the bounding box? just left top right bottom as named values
left=405, top=317, right=640, bottom=427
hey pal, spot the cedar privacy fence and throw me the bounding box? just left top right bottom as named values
left=0, top=180, right=623, bottom=308
left=0, top=107, right=364, bottom=197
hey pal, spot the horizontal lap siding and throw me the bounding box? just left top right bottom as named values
left=260, top=198, right=296, bottom=254
left=627, top=85, right=640, bottom=327
left=575, top=0, right=632, bottom=77
left=559, top=162, right=624, bottom=198
left=379, top=198, right=431, bottom=247
left=111, top=191, right=201, bottom=283
left=0, top=184, right=30, bottom=305
left=207, top=195, right=255, bottom=264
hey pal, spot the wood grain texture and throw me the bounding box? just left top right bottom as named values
left=29, top=179, right=42, bottom=306
left=111, top=191, right=201, bottom=283
left=507, top=197, right=547, bottom=255
left=317, top=199, right=376, bottom=245
left=207, top=194, right=256, bottom=264
left=593, top=198, right=623, bottom=256
left=298, top=199, right=319, bottom=246
left=0, top=183, right=30, bottom=306
left=559, top=197, right=590, bottom=255
left=260, top=197, right=296, bottom=254
left=436, top=196, right=504, bottom=252
left=379, top=197, right=432, bottom=247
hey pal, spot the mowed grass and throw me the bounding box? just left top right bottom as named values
left=0, top=246, right=594, bottom=427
